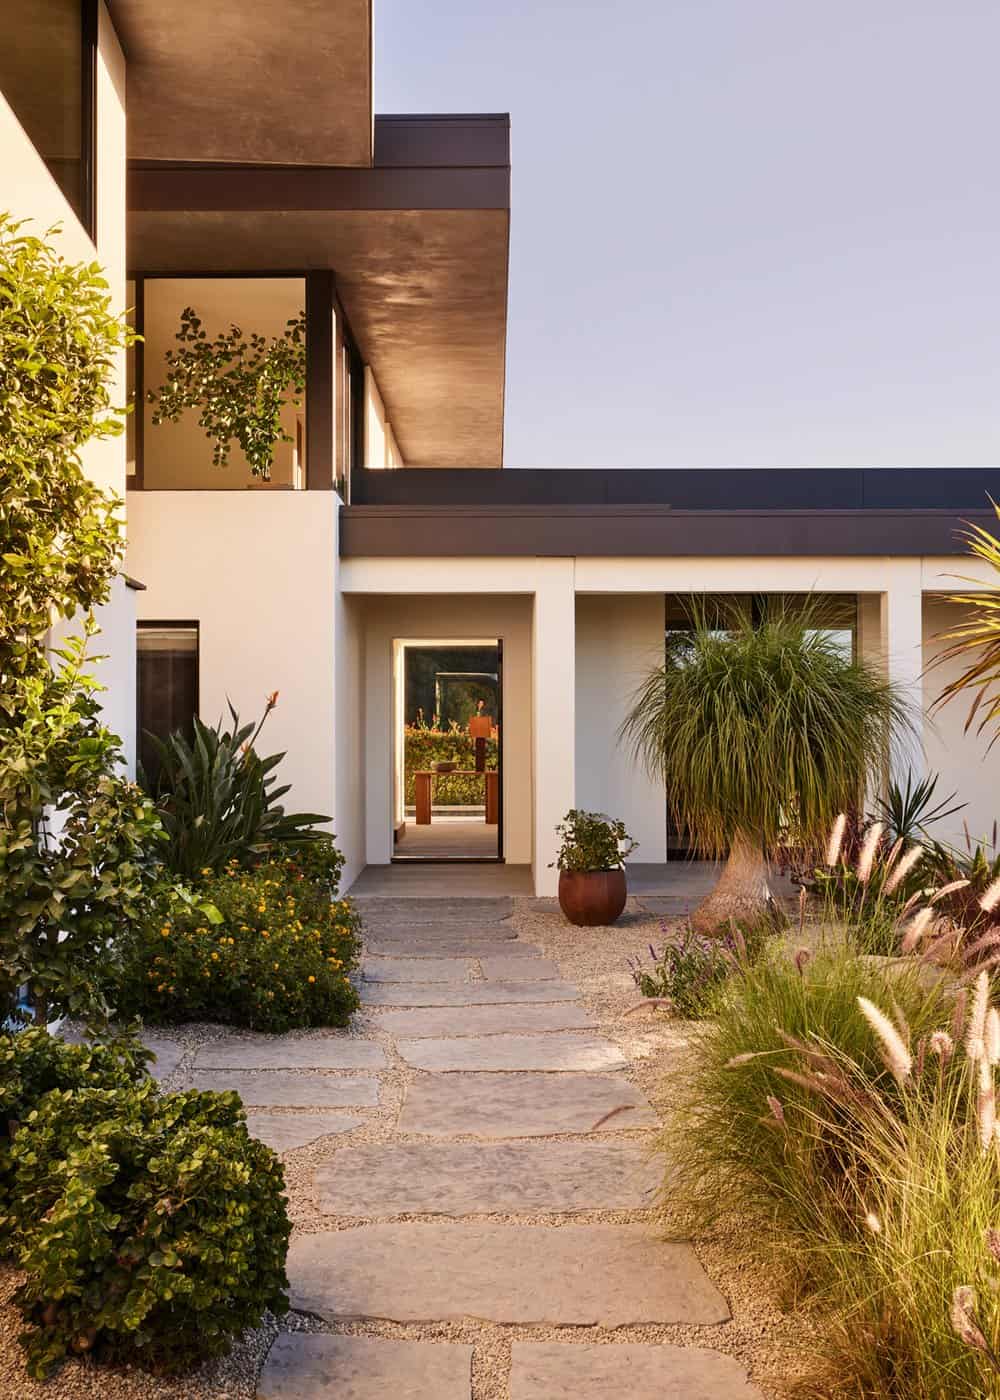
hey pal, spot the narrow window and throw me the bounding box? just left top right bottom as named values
left=136, top=623, right=199, bottom=789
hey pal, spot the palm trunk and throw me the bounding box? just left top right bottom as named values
left=689, top=829, right=771, bottom=934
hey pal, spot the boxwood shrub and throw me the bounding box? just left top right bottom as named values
left=7, top=1079, right=290, bottom=1378
left=0, top=1029, right=149, bottom=1235
left=111, top=852, right=361, bottom=1032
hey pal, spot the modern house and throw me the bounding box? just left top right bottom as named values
left=3, top=3, right=998, bottom=899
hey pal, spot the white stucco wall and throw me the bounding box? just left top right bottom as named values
left=575, top=594, right=667, bottom=863
left=332, top=521, right=367, bottom=892
left=357, top=593, right=534, bottom=868
left=126, top=492, right=338, bottom=824
left=922, top=597, right=997, bottom=849
left=2, top=4, right=133, bottom=767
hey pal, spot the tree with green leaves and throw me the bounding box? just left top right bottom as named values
left=0, top=215, right=162, bottom=1024
left=146, top=306, right=306, bottom=479
left=620, top=601, right=911, bottom=932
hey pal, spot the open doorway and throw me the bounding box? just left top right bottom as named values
left=392, top=639, right=503, bottom=862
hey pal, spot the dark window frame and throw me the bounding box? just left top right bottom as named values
left=80, top=0, right=98, bottom=239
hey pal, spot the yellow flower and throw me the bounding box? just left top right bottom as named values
left=201, top=867, right=212, bottom=876
left=308, top=975, right=316, bottom=984
left=273, top=963, right=279, bottom=970
left=211, top=952, right=219, bottom=961
left=261, top=930, right=269, bottom=938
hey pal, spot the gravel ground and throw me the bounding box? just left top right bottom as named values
left=0, top=897, right=822, bottom=1399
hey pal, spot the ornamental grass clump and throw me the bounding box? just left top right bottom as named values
left=6, top=1079, right=290, bottom=1379
left=671, top=928, right=1000, bottom=1395
left=110, top=851, right=361, bottom=1032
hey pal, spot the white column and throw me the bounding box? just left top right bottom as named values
left=532, top=559, right=577, bottom=895
left=880, top=560, right=925, bottom=786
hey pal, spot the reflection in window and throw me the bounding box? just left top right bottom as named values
left=137, top=624, right=199, bottom=789
left=141, top=278, right=307, bottom=490
left=0, top=0, right=93, bottom=230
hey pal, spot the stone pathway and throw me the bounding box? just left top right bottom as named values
left=160, top=896, right=767, bottom=1398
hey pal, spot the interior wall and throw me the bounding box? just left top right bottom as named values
left=142, top=278, right=306, bottom=490
left=126, top=492, right=338, bottom=822
left=575, top=595, right=667, bottom=863
left=359, top=594, right=533, bottom=866
left=923, top=597, right=996, bottom=849
left=364, top=366, right=403, bottom=468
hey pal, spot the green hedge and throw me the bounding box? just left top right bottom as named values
left=404, top=728, right=497, bottom=807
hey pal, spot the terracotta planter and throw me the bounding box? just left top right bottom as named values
left=558, top=869, right=627, bottom=926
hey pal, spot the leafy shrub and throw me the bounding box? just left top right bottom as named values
left=403, top=724, right=498, bottom=806
left=111, top=853, right=361, bottom=1032
left=0, top=217, right=162, bottom=1027
left=7, top=1078, right=289, bottom=1378
left=144, top=698, right=330, bottom=878
left=0, top=1029, right=149, bottom=1231
left=552, top=809, right=637, bottom=873
left=630, top=917, right=775, bottom=1018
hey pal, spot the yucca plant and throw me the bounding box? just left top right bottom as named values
left=620, top=600, right=912, bottom=932
left=142, top=696, right=329, bottom=878
left=932, top=500, right=1000, bottom=741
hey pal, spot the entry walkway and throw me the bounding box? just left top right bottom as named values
left=252, top=896, right=766, bottom=1399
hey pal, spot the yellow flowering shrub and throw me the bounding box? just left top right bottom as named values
left=112, top=853, right=361, bottom=1032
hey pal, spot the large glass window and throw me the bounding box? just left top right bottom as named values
left=136, top=624, right=199, bottom=789
left=139, top=277, right=307, bottom=489
left=0, top=0, right=95, bottom=231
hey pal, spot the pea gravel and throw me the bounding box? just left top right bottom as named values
left=0, top=897, right=820, bottom=1399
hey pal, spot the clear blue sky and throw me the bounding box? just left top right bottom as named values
left=375, top=1, right=999, bottom=469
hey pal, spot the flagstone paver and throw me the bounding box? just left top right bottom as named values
left=478, top=954, right=563, bottom=981
left=194, top=1036, right=386, bottom=1071
left=316, top=1140, right=663, bottom=1216
left=397, top=1032, right=628, bottom=1073
left=366, top=937, right=536, bottom=958
left=360, top=979, right=580, bottom=1007
left=246, top=1112, right=363, bottom=1154
left=355, top=897, right=513, bottom=922
left=510, top=1342, right=765, bottom=1399
left=142, top=1036, right=184, bottom=1079
left=397, top=1071, right=658, bottom=1138
left=255, top=895, right=762, bottom=1400
left=288, top=1224, right=730, bottom=1327
left=188, top=1069, right=379, bottom=1108
left=258, top=1334, right=472, bottom=1400
left=373, top=1002, right=596, bottom=1038
left=361, top=957, right=472, bottom=983
left=364, top=923, right=517, bottom=942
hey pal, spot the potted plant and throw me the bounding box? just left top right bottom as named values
left=552, top=809, right=637, bottom=926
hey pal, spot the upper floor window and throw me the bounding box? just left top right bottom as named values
left=0, top=0, right=96, bottom=235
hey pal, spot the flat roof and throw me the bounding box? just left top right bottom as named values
left=108, top=0, right=373, bottom=166
left=128, top=116, right=510, bottom=469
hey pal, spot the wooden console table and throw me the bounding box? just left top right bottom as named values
left=414, top=769, right=499, bottom=825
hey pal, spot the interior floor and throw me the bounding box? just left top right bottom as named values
left=394, top=815, right=500, bottom=861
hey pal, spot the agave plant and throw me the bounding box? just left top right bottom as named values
left=141, top=696, right=329, bottom=878
left=620, top=599, right=913, bottom=933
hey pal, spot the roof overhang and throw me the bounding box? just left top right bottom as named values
left=107, top=0, right=373, bottom=165
left=339, top=505, right=997, bottom=558
left=128, top=116, right=510, bottom=468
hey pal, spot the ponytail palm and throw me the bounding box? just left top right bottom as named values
left=621, top=603, right=911, bottom=932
